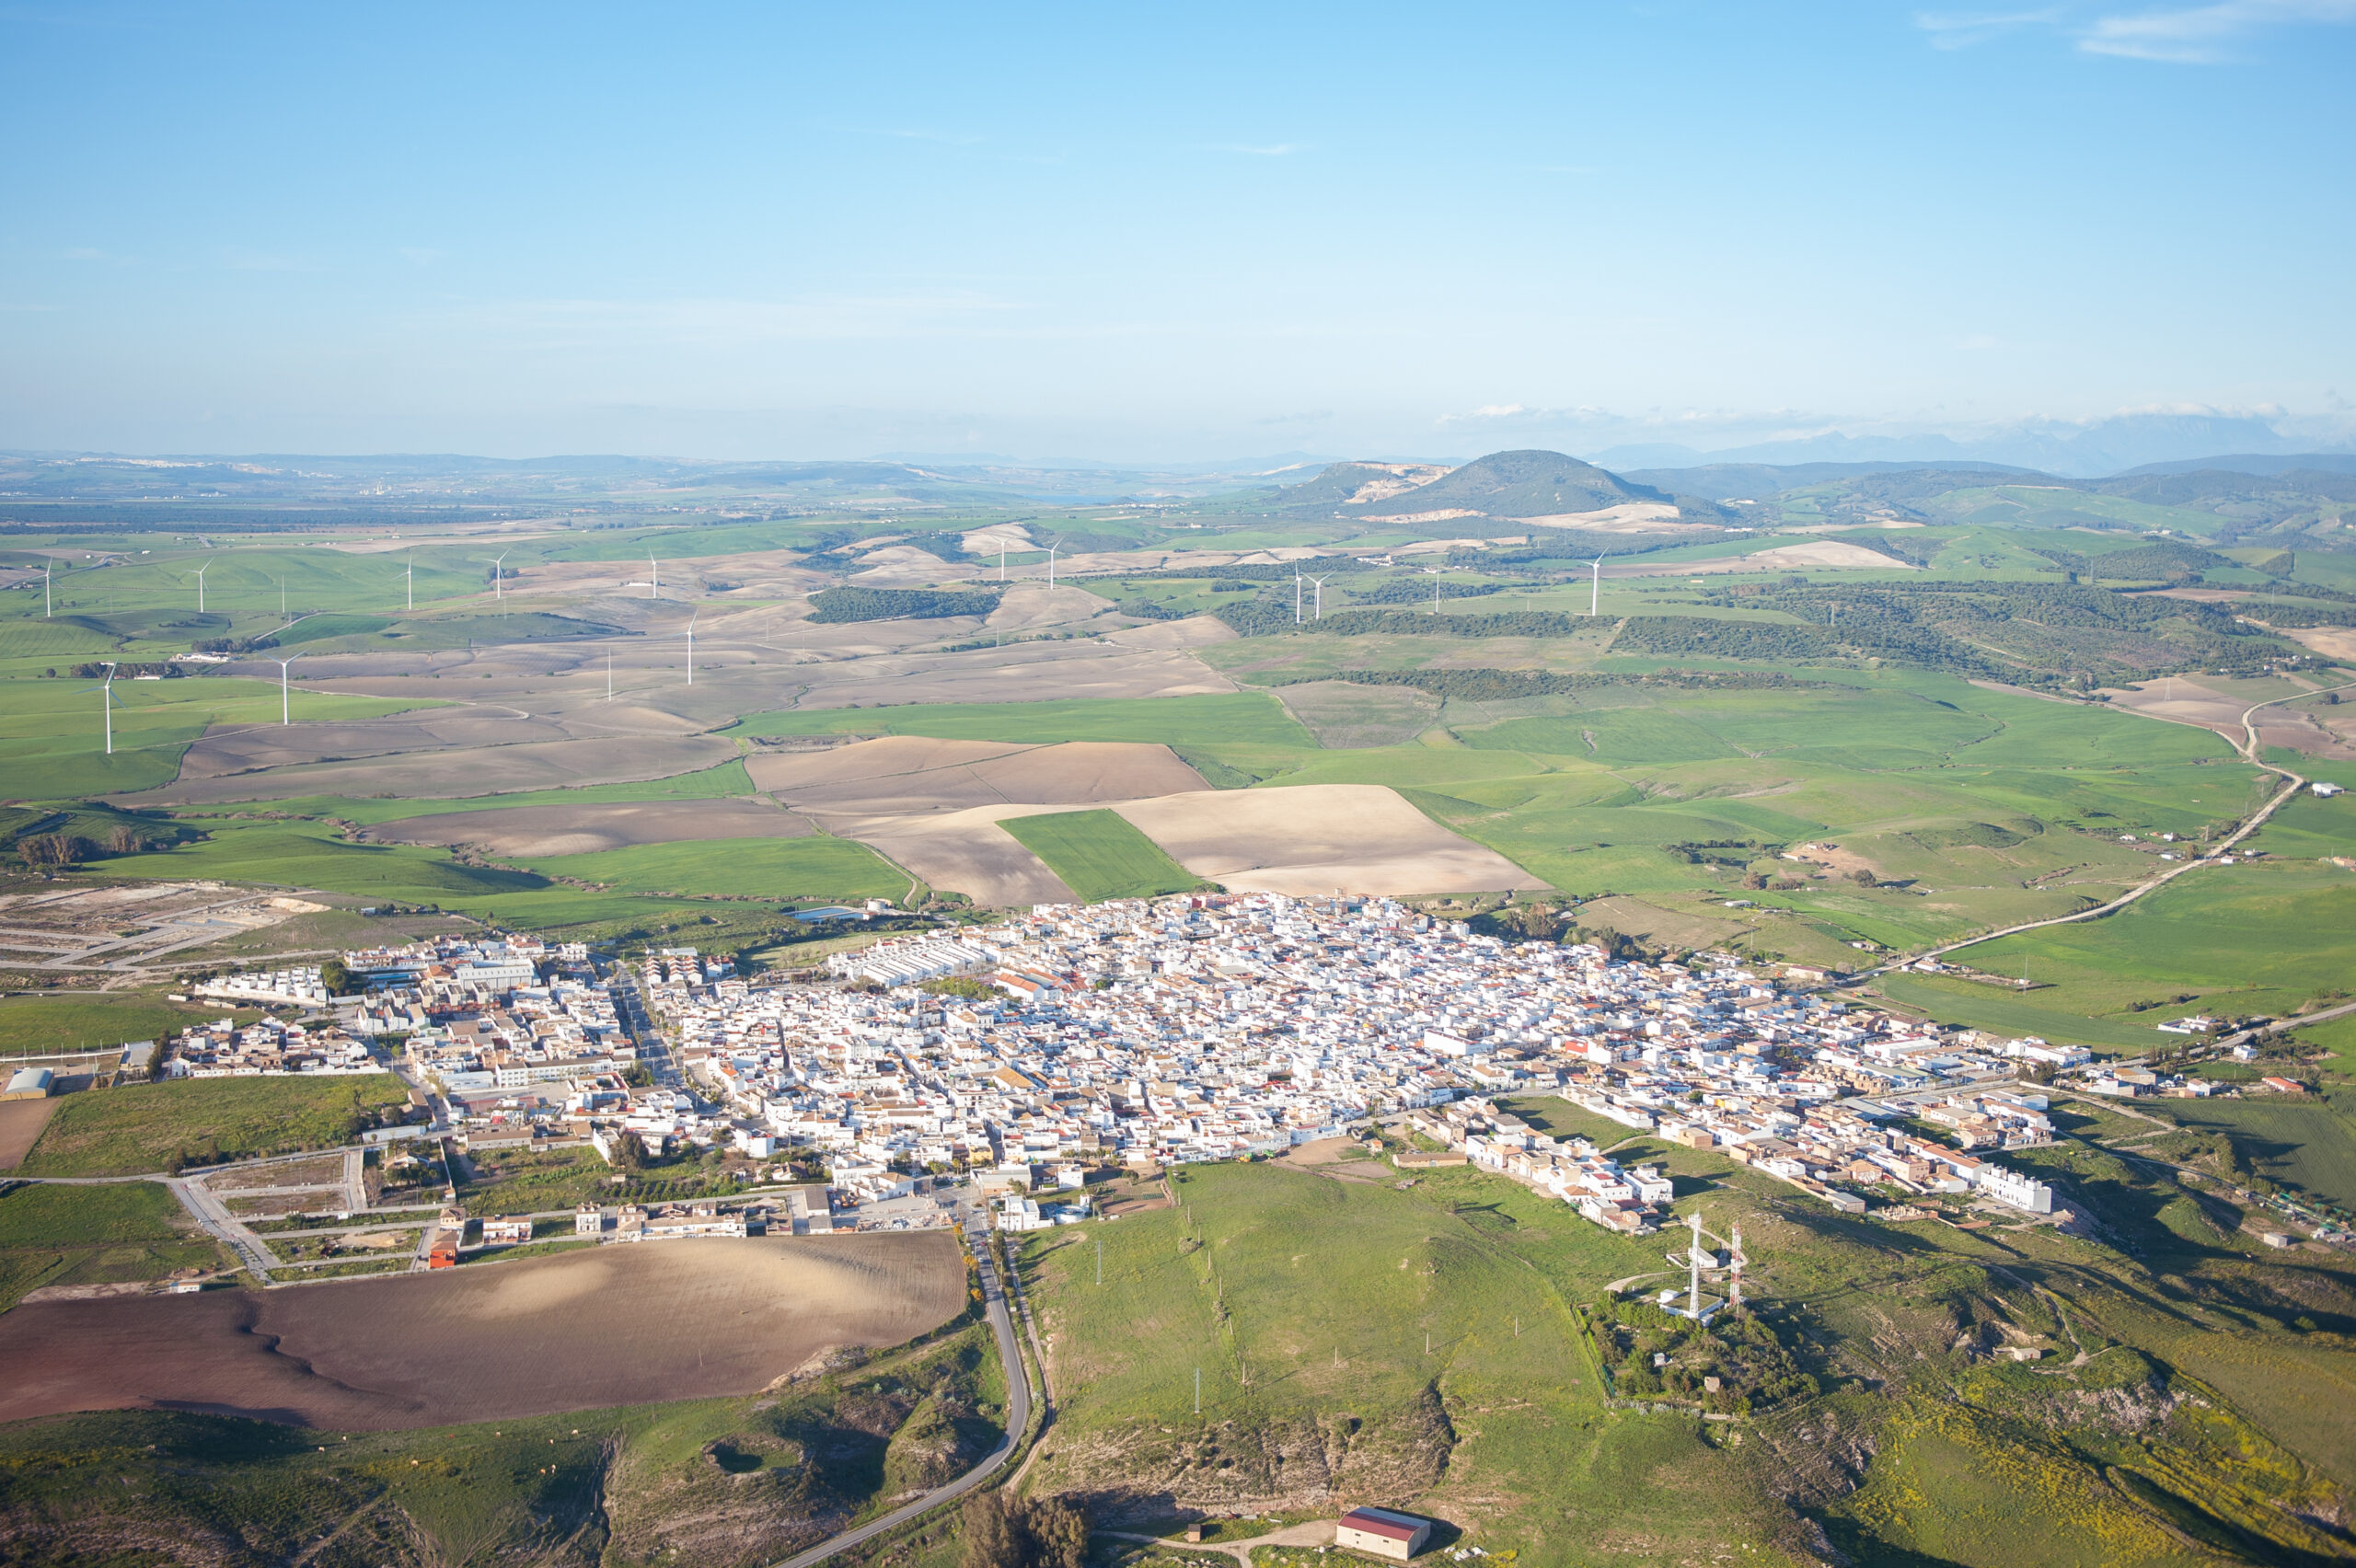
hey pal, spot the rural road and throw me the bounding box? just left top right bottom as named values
left=762, top=1216, right=1035, bottom=1568
left=1852, top=675, right=2356, bottom=977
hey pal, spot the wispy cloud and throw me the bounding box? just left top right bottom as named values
left=2080, top=0, right=2356, bottom=60
left=1222, top=143, right=1300, bottom=156
left=1917, top=0, right=2355, bottom=59
left=1914, top=8, right=2062, bottom=49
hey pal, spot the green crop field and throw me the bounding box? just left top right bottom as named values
left=20, top=1074, right=413, bottom=1177
left=0, top=1179, right=219, bottom=1309
left=0, top=995, right=253, bottom=1058
left=731, top=692, right=1316, bottom=750
left=998, top=810, right=1207, bottom=901
left=519, top=835, right=910, bottom=903
left=0, top=675, right=435, bottom=800
left=249, top=758, right=757, bottom=824
left=1956, top=862, right=2356, bottom=1025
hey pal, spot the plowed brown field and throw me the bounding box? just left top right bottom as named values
left=0, top=1231, right=963, bottom=1430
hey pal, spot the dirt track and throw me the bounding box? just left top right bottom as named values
left=0, top=1099, right=59, bottom=1170
left=0, top=1231, right=964, bottom=1430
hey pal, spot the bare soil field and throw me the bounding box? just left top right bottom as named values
left=0, top=1099, right=59, bottom=1171
left=847, top=546, right=976, bottom=587
left=1273, top=681, right=1440, bottom=748
left=2102, top=677, right=2252, bottom=744
left=0, top=1230, right=964, bottom=1430
left=1519, top=502, right=1702, bottom=532
left=371, top=799, right=814, bottom=857
left=830, top=803, right=1080, bottom=906
left=750, top=737, right=1206, bottom=815
left=1114, top=784, right=1538, bottom=897
left=982, top=583, right=1116, bottom=632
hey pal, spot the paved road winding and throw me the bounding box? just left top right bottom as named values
left=1853, top=675, right=2356, bottom=977
left=763, top=1217, right=1035, bottom=1568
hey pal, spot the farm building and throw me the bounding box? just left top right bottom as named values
left=1335, top=1507, right=1433, bottom=1561
left=1, top=1066, right=53, bottom=1101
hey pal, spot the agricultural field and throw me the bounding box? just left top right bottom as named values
left=0, top=1230, right=967, bottom=1430
left=998, top=810, right=1209, bottom=902
left=0, top=1179, right=222, bottom=1310
left=0, top=674, right=433, bottom=798
left=17, top=1074, right=415, bottom=1177
left=0, top=992, right=245, bottom=1058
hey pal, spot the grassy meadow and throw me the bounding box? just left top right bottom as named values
left=0, top=1179, right=221, bottom=1309
left=1017, top=1140, right=2356, bottom=1566
left=19, top=1074, right=414, bottom=1177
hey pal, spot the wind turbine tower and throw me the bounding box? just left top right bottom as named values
left=194, top=558, right=214, bottom=615
left=43, top=564, right=52, bottom=617
left=491, top=550, right=510, bottom=603
left=1589, top=556, right=1603, bottom=617
left=1728, top=1222, right=1747, bottom=1310
left=1294, top=571, right=1303, bottom=624
left=276, top=653, right=301, bottom=724
left=100, top=663, right=118, bottom=755
left=686, top=611, right=698, bottom=685
left=1309, top=574, right=1328, bottom=620
left=648, top=556, right=660, bottom=601
left=1046, top=541, right=1061, bottom=592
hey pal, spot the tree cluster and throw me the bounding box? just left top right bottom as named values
left=808, top=586, right=1009, bottom=623
left=958, top=1491, right=1090, bottom=1568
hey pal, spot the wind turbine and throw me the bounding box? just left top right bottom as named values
left=491, top=550, right=510, bottom=603
left=685, top=611, right=698, bottom=685
left=405, top=549, right=414, bottom=611
left=1045, top=540, right=1061, bottom=592
left=648, top=555, right=660, bottom=600
left=1588, top=555, right=1604, bottom=617
left=1294, top=572, right=1303, bottom=625
left=193, top=557, right=214, bottom=614
left=275, top=651, right=301, bottom=724
left=43, top=563, right=52, bottom=617
left=100, top=662, right=118, bottom=755
left=1308, top=574, right=1328, bottom=620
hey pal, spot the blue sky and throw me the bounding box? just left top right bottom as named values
left=1, top=1, right=2351, bottom=463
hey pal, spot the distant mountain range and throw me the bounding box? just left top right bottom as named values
left=1590, top=410, right=2356, bottom=479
